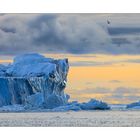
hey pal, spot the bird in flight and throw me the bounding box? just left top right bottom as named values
left=107, top=20, right=110, bottom=25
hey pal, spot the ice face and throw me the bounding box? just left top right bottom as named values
left=0, top=77, right=34, bottom=106
left=0, top=53, right=69, bottom=108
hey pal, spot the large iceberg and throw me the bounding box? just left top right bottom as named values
left=0, top=53, right=110, bottom=112
left=0, top=53, right=69, bottom=109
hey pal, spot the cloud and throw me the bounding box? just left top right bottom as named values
left=29, top=14, right=110, bottom=54
left=67, top=86, right=140, bottom=103
left=82, top=87, right=112, bottom=93
left=69, top=56, right=140, bottom=67
left=108, top=27, right=140, bottom=36
left=125, top=59, right=140, bottom=63
left=111, top=37, right=130, bottom=46
left=109, top=80, right=121, bottom=83
left=81, top=87, right=140, bottom=94
left=113, top=87, right=140, bottom=94
left=68, top=87, right=111, bottom=94
left=0, top=27, right=16, bottom=33
left=68, top=86, right=140, bottom=98
left=1, top=14, right=140, bottom=55
left=85, top=82, right=93, bottom=85
left=70, top=61, right=114, bottom=66
left=0, top=14, right=110, bottom=55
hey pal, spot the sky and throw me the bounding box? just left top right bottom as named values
left=1, top=14, right=140, bottom=104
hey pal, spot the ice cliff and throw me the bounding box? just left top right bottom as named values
left=0, top=53, right=69, bottom=109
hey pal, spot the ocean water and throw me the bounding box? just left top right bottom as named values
left=0, top=111, right=140, bottom=126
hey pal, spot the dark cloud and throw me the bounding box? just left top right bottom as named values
left=0, top=14, right=110, bottom=55
left=1, top=14, right=140, bottom=55
left=108, top=27, right=140, bottom=36
left=111, top=37, right=130, bottom=46
left=0, top=27, right=16, bottom=33
left=29, top=14, right=110, bottom=54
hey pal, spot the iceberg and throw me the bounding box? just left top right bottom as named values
left=0, top=53, right=69, bottom=109
left=50, top=99, right=110, bottom=112
left=79, top=99, right=110, bottom=110
left=126, top=101, right=140, bottom=109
